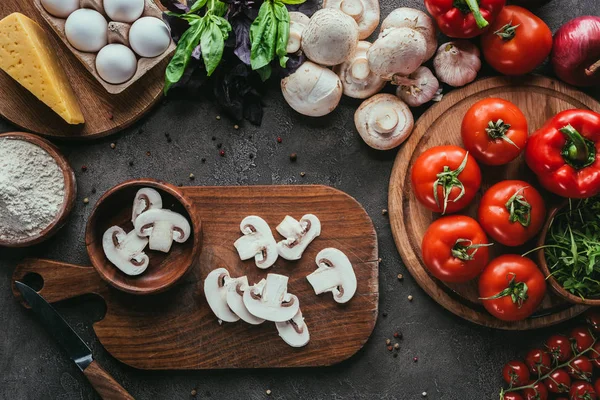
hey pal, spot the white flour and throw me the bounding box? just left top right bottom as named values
left=0, top=138, right=65, bottom=241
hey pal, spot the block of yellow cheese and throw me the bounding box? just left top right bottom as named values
left=0, top=13, right=84, bottom=125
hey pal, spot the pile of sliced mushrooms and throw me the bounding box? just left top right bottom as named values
left=204, top=214, right=357, bottom=348
left=102, top=188, right=191, bottom=275
left=281, top=6, right=482, bottom=150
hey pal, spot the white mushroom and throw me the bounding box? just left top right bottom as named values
left=433, top=41, right=481, bottom=87
left=394, top=66, right=440, bottom=107
left=301, top=8, right=359, bottom=66
left=355, top=94, right=414, bottom=150
left=102, top=226, right=149, bottom=276
left=233, top=216, right=278, bottom=269
left=204, top=268, right=240, bottom=324
left=307, top=248, right=357, bottom=303
left=333, top=41, right=386, bottom=99
left=131, top=188, right=163, bottom=224
left=281, top=61, right=343, bottom=117
left=367, top=27, right=427, bottom=80
left=380, top=8, right=437, bottom=61
left=242, top=273, right=300, bottom=322
left=134, top=209, right=191, bottom=253
left=226, top=276, right=265, bottom=325
left=287, top=12, right=310, bottom=54
left=276, top=214, right=321, bottom=261
left=323, top=0, right=379, bottom=40
left=276, top=309, right=310, bottom=347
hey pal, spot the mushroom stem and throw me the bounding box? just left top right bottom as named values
left=586, top=59, right=600, bottom=76
left=307, top=266, right=340, bottom=295
left=370, top=107, right=399, bottom=134
left=262, top=274, right=289, bottom=304
left=340, top=0, right=363, bottom=20
left=350, top=58, right=370, bottom=80
left=148, top=220, right=175, bottom=253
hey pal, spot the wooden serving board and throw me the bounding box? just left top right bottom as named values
left=12, top=185, right=379, bottom=369
left=388, top=75, right=598, bottom=330
left=0, top=0, right=167, bottom=139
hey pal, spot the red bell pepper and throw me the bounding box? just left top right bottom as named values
left=525, top=109, right=600, bottom=199
left=425, top=0, right=506, bottom=39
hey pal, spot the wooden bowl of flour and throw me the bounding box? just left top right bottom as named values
left=0, top=132, right=76, bottom=247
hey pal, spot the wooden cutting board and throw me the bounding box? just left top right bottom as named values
left=388, top=75, right=597, bottom=330
left=12, top=185, right=379, bottom=369
left=0, top=0, right=167, bottom=139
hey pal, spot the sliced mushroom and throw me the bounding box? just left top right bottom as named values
left=233, top=216, right=278, bottom=269
left=204, top=268, right=240, bottom=324
left=131, top=187, right=163, bottom=224
left=380, top=8, right=437, bottom=61
left=301, top=8, right=359, bottom=66
left=242, top=273, right=300, bottom=322
left=102, top=226, right=149, bottom=276
left=275, top=309, right=310, bottom=347
left=367, top=27, right=427, bottom=80
left=226, top=276, right=265, bottom=325
left=355, top=94, right=414, bottom=150
left=306, top=248, right=357, bottom=304
left=281, top=61, right=343, bottom=117
left=287, top=12, right=310, bottom=54
left=333, top=41, right=386, bottom=99
left=276, top=214, right=321, bottom=261
left=134, top=209, right=191, bottom=253
left=323, top=0, right=379, bottom=40
left=394, top=66, right=440, bottom=107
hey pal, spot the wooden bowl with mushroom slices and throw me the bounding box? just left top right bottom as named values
left=85, top=179, right=202, bottom=295
left=0, top=132, right=76, bottom=248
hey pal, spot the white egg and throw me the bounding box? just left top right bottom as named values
left=103, top=0, right=145, bottom=23
left=95, top=44, right=138, bottom=84
left=41, top=0, right=79, bottom=18
left=65, top=9, right=108, bottom=53
left=129, top=17, right=172, bottom=58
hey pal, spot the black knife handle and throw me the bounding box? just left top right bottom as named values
left=83, top=360, right=135, bottom=400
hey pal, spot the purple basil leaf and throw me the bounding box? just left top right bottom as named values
left=231, top=15, right=251, bottom=65
left=160, top=0, right=189, bottom=13
left=274, top=51, right=305, bottom=78
left=286, top=0, right=319, bottom=17
left=191, top=44, right=202, bottom=60
left=243, top=93, right=264, bottom=125
left=213, top=62, right=264, bottom=125
left=162, top=12, right=190, bottom=43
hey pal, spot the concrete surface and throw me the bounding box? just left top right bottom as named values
left=1, top=1, right=600, bottom=399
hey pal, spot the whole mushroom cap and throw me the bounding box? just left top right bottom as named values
left=301, top=8, right=360, bottom=66
left=323, top=0, right=380, bottom=40
left=333, top=41, right=386, bottom=99
left=367, top=27, right=427, bottom=80
left=281, top=61, right=343, bottom=117
left=380, top=8, right=437, bottom=61
left=354, top=94, right=414, bottom=150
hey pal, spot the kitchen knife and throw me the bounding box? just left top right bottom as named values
left=15, top=281, right=134, bottom=400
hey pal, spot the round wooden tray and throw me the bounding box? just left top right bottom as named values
left=0, top=0, right=167, bottom=139
left=388, top=75, right=599, bottom=330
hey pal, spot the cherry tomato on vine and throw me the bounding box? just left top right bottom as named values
left=411, top=145, right=482, bottom=214
left=481, top=6, right=553, bottom=76
left=586, top=311, right=600, bottom=332
left=478, top=180, right=546, bottom=246
left=503, top=393, right=524, bottom=400
left=478, top=255, right=546, bottom=321
left=595, top=379, right=600, bottom=396
left=571, top=327, right=595, bottom=353
left=461, top=98, right=528, bottom=165
left=503, top=360, right=531, bottom=386
left=587, top=343, right=600, bottom=368
left=544, top=369, right=571, bottom=393
left=568, top=356, right=594, bottom=381
left=569, top=381, right=597, bottom=400
left=523, top=381, right=548, bottom=400
left=525, top=349, right=552, bottom=376
left=547, top=335, right=574, bottom=363
left=421, top=216, right=492, bottom=283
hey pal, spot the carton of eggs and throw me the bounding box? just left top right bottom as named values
left=38, top=0, right=173, bottom=89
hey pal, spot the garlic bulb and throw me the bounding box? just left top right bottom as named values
left=394, top=66, right=440, bottom=107
left=433, top=41, right=481, bottom=87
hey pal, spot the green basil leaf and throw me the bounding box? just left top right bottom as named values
left=164, top=19, right=204, bottom=94
left=210, top=0, right=229, bottom=17
left=250, top=1, right=277, bottom=70
left=201, top=19, right=228, bottom=76
left=256, top=65, right=272, bottom=81
left=278, top=0, right=306, bottom=5
left=189, top=0, right=208, bottom=13
left=273, top=1, right=290, bottom=68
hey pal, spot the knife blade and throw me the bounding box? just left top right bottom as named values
left=15, top=281, right=134, bottom=400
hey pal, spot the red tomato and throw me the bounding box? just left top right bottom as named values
left=478, top=255, right=546, bottom=321
left=586, top=310, right=600, bottom=332
left=504, top=393, right=524, bottom=400
left=478, top=180, right=546, bottom=246
left=547, top=335, right=574, bottom=363
left=503, top=360, right=531, bottom=386
left=411, top=145, right=482, bottom=214
left=544, top=369, right=571, bottom=393
left=568, top=356, right=594, bottom=381
left=481, top=6, right=553, bottom=75
left=587, top=343, right=600, bottom=368
left=461, top=98, right=528, bottom=165
left=571, top=327, right=595, bottom=352
left=570, top=381, right=597, bottom=400
left=421, top=216, right=491, bottom=283
left=525, top=349, right=552, bottom=376
left=595, top=379, right=600, bottom=396
left=523, top=381, right=548, bottom=400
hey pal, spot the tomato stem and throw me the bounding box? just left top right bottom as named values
left=453, top=0, right=489, bottom=29
left=505, top=187, right=531, bottom=228
left=451, top=238, right=493, bottom=261
left=560, top=124, right=596, bottom=169
left=480, top=273, right=528, bottom=308
left=494, top=20, right=520, bottom=40
left=485, top=119, right=520, bottom=149
left=433, top=152, right=470, bottom=214
left=586, top=59, right=600, bottom=76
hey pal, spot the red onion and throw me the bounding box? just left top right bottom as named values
left=552, top=16, right=600, bottom=87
